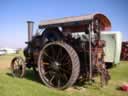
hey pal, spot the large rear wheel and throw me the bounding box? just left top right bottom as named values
left=38, top=41, right=80, bottom=89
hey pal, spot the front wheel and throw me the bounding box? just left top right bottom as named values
left=38, top=41, right=80, bottom=89
left=11, top=56, right=26, bottom=77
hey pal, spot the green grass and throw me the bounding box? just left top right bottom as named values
left=0, top=51, right=24, bottom=69
left=0, top=54, right=128, bottom=96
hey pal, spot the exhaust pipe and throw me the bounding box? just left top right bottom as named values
left=27, top=21, right=34, bottom=41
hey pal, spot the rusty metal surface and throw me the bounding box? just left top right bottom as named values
left=39, top=13, right=111, bottom=31
left=121, top=41, right=128, bottom=60
left=94, top=40, right=110, bottom=87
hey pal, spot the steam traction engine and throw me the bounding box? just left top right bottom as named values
left=11, top=13, right=111, bottom=89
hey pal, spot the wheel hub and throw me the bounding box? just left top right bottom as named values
left=52, top=61, right=61, bottom=71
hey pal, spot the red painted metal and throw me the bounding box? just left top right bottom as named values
left=121, top=41, right=128, bottom=60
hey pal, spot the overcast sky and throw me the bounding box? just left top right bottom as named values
left=0, top=0, right=127, bottom=48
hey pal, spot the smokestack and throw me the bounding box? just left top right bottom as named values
left=27, top=21, right=34, bottom=41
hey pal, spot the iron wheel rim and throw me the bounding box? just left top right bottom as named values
left=38, top=42, right=80, bottom=89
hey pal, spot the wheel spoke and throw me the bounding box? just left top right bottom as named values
left=59, top=54, right=68, bottom=63
left=50, top=46, right=56, bottom=59
left=49, top=75, right=55, bottom=84
left=60, top=67, right=71, bottom=75
left=18, top=58, right=21, bottom=65
left=40, top=59, right=50, bottom=65
left=56, top=47, right=62, bottom=60
left=57, top=78, right=61, bottom=88
left=59, top=71, right=69, bottom=85
left=62, top=58, right=71, bottom=66
left=43, top=51, right=55, bottom=61
left=40, top=61, right=52, bottom=71
left=63, top=72, right=68, bottom=81
left=44, top=70, right=55, bottom=76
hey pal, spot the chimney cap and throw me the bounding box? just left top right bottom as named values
left=27, top=21, right=34, bottom=23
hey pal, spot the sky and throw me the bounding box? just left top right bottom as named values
left=0, top=0, right=128, bottom=48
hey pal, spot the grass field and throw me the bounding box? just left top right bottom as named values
left=0, top=54, right=128, bottom=96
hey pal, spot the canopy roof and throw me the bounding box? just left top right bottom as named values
left=39, top=13, right=111, bottom=31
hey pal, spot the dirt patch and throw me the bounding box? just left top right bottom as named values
left=0, top=56, right=13, bottom=69
left=65, top=86, right=86, bottom=94
left=0, top=62, right=10, bottom=69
